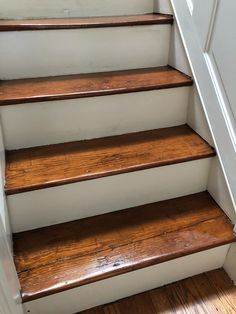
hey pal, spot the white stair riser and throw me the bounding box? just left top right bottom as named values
left=0, top=0, right=154, bottom=19
left=1, top=87, right=190, bottom=149
left=0, top=25, right=170, bottom=80
left=23, top=245, right=229, bottom=314
left=8, top=158, right=212, bottom=232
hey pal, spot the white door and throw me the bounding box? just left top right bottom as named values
left=192, top=0, right=236, bottom=135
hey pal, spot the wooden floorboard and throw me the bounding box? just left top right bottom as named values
left=0, top=66, right=192, bottom=106
left=5, top=125, right=215, bottom=195
left=80, top=269, right=236, bottom=313
left=0, top=14, right=173, bottom=31
left=13, top=192, right=235, bottom=302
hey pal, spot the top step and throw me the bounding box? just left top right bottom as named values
left=0, top=14, right=173, bottom=31
left=0, top=0, right=154, bottom=19
left=0, top=13, right=173, bottom=80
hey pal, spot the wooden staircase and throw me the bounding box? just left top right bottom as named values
left=0, top=1, right=235, bottom=313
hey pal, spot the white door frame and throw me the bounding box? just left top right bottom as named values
left=0, top=216, right=23, bottom=314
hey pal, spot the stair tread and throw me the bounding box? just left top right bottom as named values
left=0, top=14, right=173, bottom=31
left=5, top=125, right=215, bottom=195
left=13, top=192, right=236, bottom=302
left=0, top=66, right=192, bottom=106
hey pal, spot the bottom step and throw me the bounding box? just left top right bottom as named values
left=22, top=246, right=231, bottom=314
left=79, top=269, right=236, bottom=313
left=14, top=192, right=235, bottom=313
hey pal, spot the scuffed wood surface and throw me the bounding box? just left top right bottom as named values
left=13, top=192, right=235, bottom=302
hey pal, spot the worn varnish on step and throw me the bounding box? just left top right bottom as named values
left=5, top=125, right=215, bottom=195
left=80, top=269, right=236, bottom=313
left=13, top=192, right=236, bottom=302
left=0, top=66, right=192, bottom=105
left=0, top=14, right=173, bottom=31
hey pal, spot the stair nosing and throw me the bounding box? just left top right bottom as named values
left=6, top=153, right=215, bottom=196
left=0, top=66, right=193, bottom=106
left=13, top=192, right=236, bottom=302
left=0, top=14, right=173, bottom=32
left=5, top=125, right=215, bottom=195
left=21, top=233, right=235, bottom=303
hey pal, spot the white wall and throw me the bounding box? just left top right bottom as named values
left=171, top=0, right=236, bottom=283
left=0, top=120, right=23, bottom=312
left=0, top=121, right=11, bottom=248
left=191, top=0, right=236, bottom=220
left=0, top=217, right=23, bottom=314
left=167, top=3, right=235, bottom=225
left=0, top=0, right=153, bottom=19
left=171, top=0, right=236, bottom=218
left=0, top=159, right=23, bottom=314
left=154, top=0, right=173, bottom=14
left=192, top=0, right=236, bottom=153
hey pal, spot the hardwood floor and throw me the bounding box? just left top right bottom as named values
left=80, top=269, right=236, bottom=313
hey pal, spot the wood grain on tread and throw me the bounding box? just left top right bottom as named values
left=5, top=125, right=215, bottom=195
left=80, top=269, right=236, bottom=313
left=0, top=14, right=173, bottom=31
left=13, top=192, right=236, bottom=302
left=0, top=66, right=192, bottom=106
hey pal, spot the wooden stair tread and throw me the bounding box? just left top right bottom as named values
left=0, top=14, right=173, bottom=31
left=13, top=192, right=236, bottom=302
left=5, top=125, right=215, bottom=195
left=0, top=66, right=193, bottom=106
